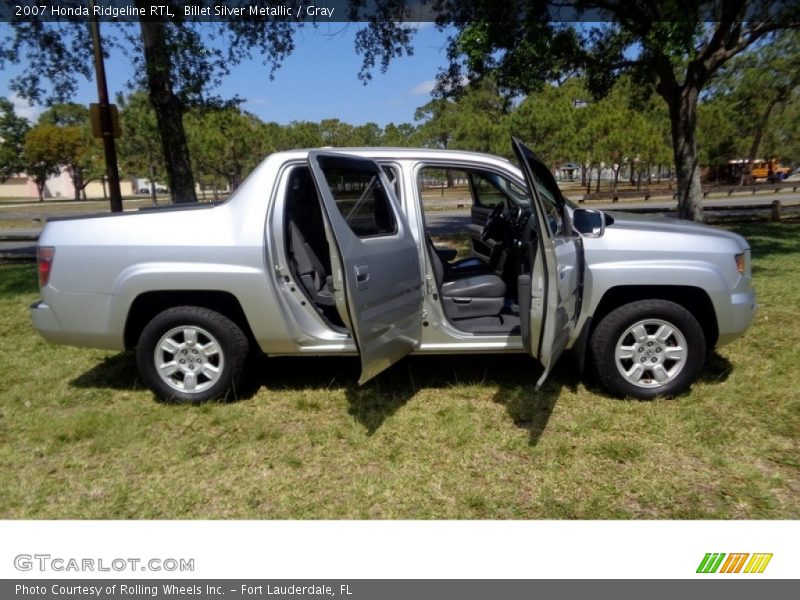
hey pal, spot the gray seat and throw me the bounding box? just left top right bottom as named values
left=441, top=274, right=506, bottom=298
left=285, top=169, right=345, bottom=329
left=427, top=236, right=506, bottom=320
left=427, top=234, right=493, bottom=277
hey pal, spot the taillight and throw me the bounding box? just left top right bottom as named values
left=37, top=246, right=55, bottom=287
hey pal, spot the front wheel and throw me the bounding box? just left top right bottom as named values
left=589, top=299, right=706, bottom=399
left=136, top=306, right=250, bottom=403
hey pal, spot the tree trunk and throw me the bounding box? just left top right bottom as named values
left=581, top=164, right=586, bottom=186
left=612, top=166, right=620, bottom=193
left=149, top=163, right=158, bottom=206
left=138, top=16, right=197, bottom=204
left=69, top=167, right=82, bottom=202
left=36, top=179, right=45, bottom=202
left=742, top=96, right=780, bottom=185
left=586, top=165, right=592, bottom=195
left=595, top=166, right=601, bottom=193
left=666, top=85, right=704, bottom=221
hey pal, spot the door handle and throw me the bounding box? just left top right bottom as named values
left=354, top=264, right=370, bottom=289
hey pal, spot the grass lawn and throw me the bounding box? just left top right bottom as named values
left=0, top=222, right=797, bottom=519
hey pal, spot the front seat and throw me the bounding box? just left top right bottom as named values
left=427, top=238, right=507, bottom=320
left=427, top=234, right=493, bottom=277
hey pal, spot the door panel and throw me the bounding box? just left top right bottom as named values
left=512, top=138, right=582, bottom=386
left=307, top=151, right=423, bottom=384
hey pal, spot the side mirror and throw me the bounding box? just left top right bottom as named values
left=572, top=208, right=605, bottom=238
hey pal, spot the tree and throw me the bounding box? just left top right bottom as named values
left=39, top=103, right=103, bottom=200
left=705, top=29, right=800, bottom=182
left=185, top=106, right=269, bottom=193
left=575, top=6, right=798, bottom=220
left=509, top=78, right=585, bottom=171
left=23, top=124, right=63, bottom=202
left=415, top=79, right=510, bottom=157
left=117, top=91, right=165, bottom=203
left=0, top=98, right=30, bottom=182
left=381, top=122, right=418, bottom=147
left=414, top=98, right=460, bottom=149
left=354, top=1, right=797, bottom=220
left=2, top=14, right=298, bottom=204
left=283, top=121, right=324, bottom=149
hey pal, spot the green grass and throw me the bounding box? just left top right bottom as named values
left=0, top=222, right=798, bottom=519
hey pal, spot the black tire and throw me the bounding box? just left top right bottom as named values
left=136, top=306, right=250, bottom=404
left=589, top=299, right=706, bottom=400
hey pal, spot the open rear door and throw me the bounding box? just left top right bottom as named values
left=307, top=151, right=424, bottom=384
left=512, top=138, right=582, bottom=386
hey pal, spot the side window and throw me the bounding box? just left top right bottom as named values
left=320, top=163, right=397, bottom=238
left=469, top=172, right=507, bottom=208
left=416, top=168, right=528, bottom=209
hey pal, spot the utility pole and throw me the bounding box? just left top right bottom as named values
left=89, top=0, right=123, bottom=213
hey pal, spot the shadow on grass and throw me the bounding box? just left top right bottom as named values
left=71, top=348, right=731, bottom=440
left=489, top=354, right=575, bottom=446
left=270, top=351, right=568, bottom=443
left=70, top=351, right=261, bottom=405
left=0, top=264, right=37, bottom=296
left=726, top=221, right=800, bottom=261
left=71, top=352, right=139, bottom=390
left=699, top=351, right=733, bottom=385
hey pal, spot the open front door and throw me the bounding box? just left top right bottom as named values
left=307, top=151, right=424, bottom=384
left=512, top=138, right=582, bottom=387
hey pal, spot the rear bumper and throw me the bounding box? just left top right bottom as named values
left=716, top=288, right=757, bottom=346
left=30, top=298, right=123, bottom=350
left=30, top=299, right=64, bottom=343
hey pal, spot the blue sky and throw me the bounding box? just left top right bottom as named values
left=1, top=22, right=452, bottom=126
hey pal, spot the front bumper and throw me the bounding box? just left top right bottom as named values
left=716, top=288, right=757, bottom=346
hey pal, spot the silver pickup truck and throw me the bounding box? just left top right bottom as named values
left=31, top=139, right=756, bottom=402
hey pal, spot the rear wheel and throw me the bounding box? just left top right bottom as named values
left=590, top=299, right=706, bottom=399
left=136, top=306, right=249, bottom=403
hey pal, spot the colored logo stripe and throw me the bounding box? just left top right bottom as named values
left=744, top=553, right=773, bottom=574
left=697, top=553, right=726, bottom=573
left=719, top=553, right=749, bottom=573
left=696, top=553, right=772, bottom=574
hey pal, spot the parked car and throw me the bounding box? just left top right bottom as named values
left=138, top=185, right=168, bottom=194
left=31, top=139, right=756, bottom=402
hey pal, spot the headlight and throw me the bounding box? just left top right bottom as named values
left=735, top=252, right=746, bottom=275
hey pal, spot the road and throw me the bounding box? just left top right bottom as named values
left=426, top=193, right=800, bottom=235
left=2, top=193, right=798, bottom=256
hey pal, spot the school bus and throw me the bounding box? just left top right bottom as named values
left=728, top=158, right=792, bottom=182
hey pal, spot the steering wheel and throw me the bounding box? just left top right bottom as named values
left=480, top=203, right=505, bottom=241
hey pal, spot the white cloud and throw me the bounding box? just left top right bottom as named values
left=10, top=93, right=41, bottom=122
left=409, top=79, right=436, bottom=96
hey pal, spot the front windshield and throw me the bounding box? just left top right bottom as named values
left=481, top=171, right=531, bottom=206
